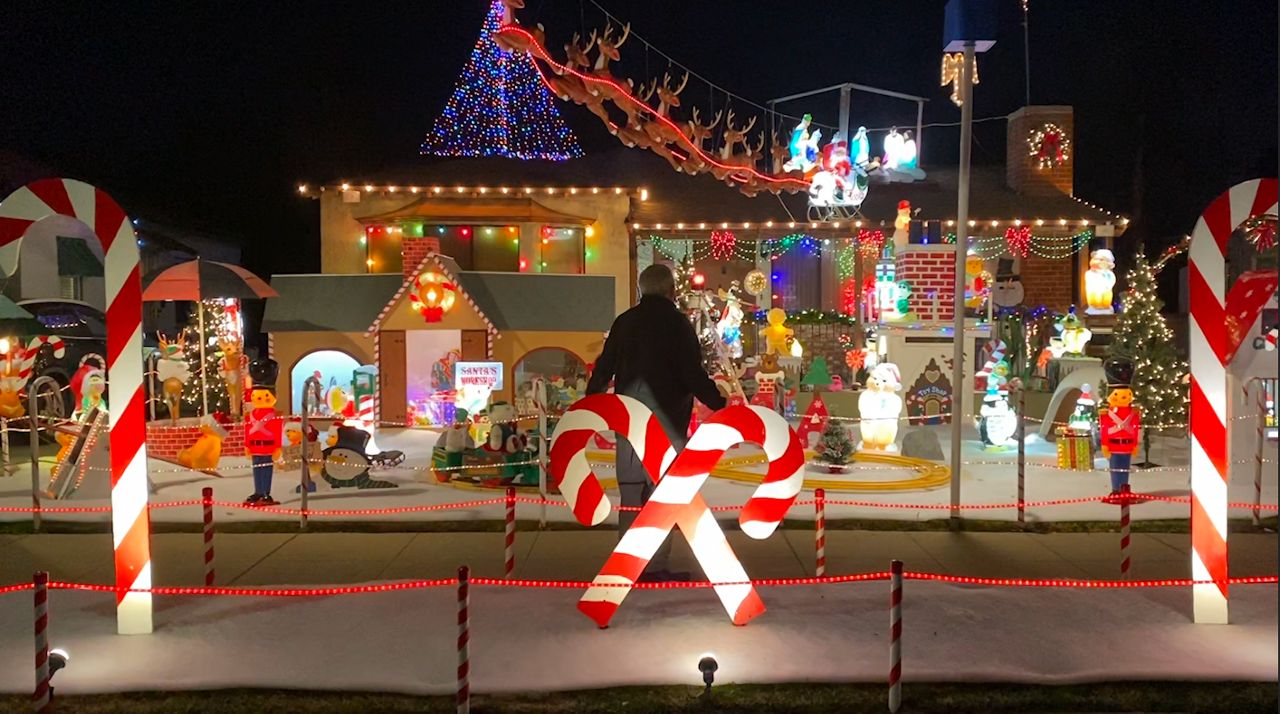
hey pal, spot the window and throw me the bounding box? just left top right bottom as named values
left=472, top=226, right=519, bottom=271
left=59, top=275, right=81, bottom=300
left=513, top=348, right=588, bottom=414
left=539, top=226, right=584, bottom=274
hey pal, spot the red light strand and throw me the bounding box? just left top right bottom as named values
left=0, top=573, right=1272, bottom=598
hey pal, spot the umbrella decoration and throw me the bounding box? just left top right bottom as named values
left=142, top=259, right=278, bottom=417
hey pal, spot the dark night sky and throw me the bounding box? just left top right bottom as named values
left=2, top=1, right=1275, bottom=281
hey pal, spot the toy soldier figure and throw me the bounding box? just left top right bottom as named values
left=1100, top=357, right=1141, bottom=502
left=245, top=358, right=283, bottom=506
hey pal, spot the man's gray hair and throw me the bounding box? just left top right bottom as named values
left=638, top=264, right=676, bottom=298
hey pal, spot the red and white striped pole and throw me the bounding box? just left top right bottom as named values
left=456, top=565, right=471, bottom=714
left=888, top=559, right=903, bottom=713
left=33, top=571, right=50, bottom=713
left=1253, top=382, right=1266, bottom=528
left=814, top=488, right=826, bottom=577
left=1119, top=500, right=1131, bottom=577
left=504, top=487, right=516, bottom=579
left=202, top=487, right=215, bottom=587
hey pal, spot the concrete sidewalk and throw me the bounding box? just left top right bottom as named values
left=1, top=529, right=1275, bottom=587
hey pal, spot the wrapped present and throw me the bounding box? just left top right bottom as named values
left=1056, top=426, right=1094, bottom=471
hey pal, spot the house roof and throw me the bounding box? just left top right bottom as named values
left=306, top=147, right=1125, bottom=227
left=356, top=197, right=595, bottom=226
left=455, top=271, right=615, bottom=331
left=263, top=273, right=403, bottom=332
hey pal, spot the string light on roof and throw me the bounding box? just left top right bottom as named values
left=420, top=0, right=582, bottom=160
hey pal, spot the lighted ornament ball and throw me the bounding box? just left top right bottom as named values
left=690, top=272, right=707, bottom=289
left=410, top=271, right=458, bottom=323
left=743, top=270, right=768, bottom=297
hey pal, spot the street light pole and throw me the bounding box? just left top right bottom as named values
left=948, top=41, right=976, bottom=531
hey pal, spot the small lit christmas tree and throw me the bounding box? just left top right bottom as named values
left=420, top=0, right=583, bottom=160
left=817, top=419, right=853, bottom=466
left=801, top=356, right=833, bottom=391
left=179, top=299, right=242, bottom=415
left=1109, top=250, right=1188, bottom=465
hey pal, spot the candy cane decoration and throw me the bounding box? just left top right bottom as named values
left=550, top=394, right=805, bottom=627
left=814, top=487, right=827, bottom=577
left=888, top=559, right=903, bottom=713
left=504, top=487, right=516, bottom=578
left=33, top=571, right=50, bottom=712
left=202, top=487, right=216, bottom=587
left=1188, top=178, right=1278, bottom=624
left=1119, top=501, right=1131, bottom=577
left=456, top=565, right=471, bottom=714
left=15, top=336, right=67, bottom=390
left=0, top=179, right=152, bottom=635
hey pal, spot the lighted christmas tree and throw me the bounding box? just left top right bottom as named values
left=817, top=419, right=854, bottom=466
left=1109, top=251, right=1188, bottom=464
left=179, top=299, right=242, bottom=415
left=421, top=0, right=583, bottom=160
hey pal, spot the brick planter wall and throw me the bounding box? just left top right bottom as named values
left=146, top=419, right=246, bottom=461
left=1020, top=252, right=1077, bottom=313
left=896, top=245, right=957, bottom=322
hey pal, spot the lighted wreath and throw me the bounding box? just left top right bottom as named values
left=1027, top=123, right=1070, bottom=169
left=409, top=271, right=458, bottom=323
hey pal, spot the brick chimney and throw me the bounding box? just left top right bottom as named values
left=402, top=237, right=441, bottom=278
left=1007, top=106, right=1073, bottom=197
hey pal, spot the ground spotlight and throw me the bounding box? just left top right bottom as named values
left=697, top=654, right=718, bottom=695
left=49, top=648, right=69, bottom=699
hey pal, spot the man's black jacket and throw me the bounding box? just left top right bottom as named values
left=586, top=294, right=727, bottom=439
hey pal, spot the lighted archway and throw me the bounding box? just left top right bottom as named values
left=0, top=179, right=151, bottom=634
left=289, top=348, right=361, bottom=413
left=1188, top=178, right=1278, bottom=624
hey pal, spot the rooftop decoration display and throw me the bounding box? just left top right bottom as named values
left=421, top=0, right=582, bottom=160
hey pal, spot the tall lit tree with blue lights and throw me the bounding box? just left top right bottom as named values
left=421, top=0, right=583, bottom=160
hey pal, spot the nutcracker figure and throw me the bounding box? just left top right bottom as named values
left=244, top=358, right=283, bottom=506
left=1100, top=358, right=1140, bottom=500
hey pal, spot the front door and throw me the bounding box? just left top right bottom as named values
left=379, top=330, right=407, bottom=425
left=460, top=330, right=488, bottom=360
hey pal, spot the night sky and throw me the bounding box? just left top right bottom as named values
left=2, top=1, right=1275, bottom=282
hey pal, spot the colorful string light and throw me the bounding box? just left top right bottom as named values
left=420, top=0, right=582, bottom=160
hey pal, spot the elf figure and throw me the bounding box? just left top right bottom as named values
left=244, top=358, right=283, bottom=506
left=1100, top=358, right=1140, bottom=500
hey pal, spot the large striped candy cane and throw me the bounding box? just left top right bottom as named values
left=17, top=336, right=67, bottom=388
left=0, top=179, right=152, bottom=635
left=1188, top=178, right=1278, bottom=624
left=550, top=394, right=805, bottom=627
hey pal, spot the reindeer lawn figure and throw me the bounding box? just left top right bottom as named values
left=218, top=336, right=247, bottom=418
left=586, top=24, right=642, bottom=124
left=156, top=333, right=192, bottom=425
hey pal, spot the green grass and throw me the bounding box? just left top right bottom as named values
left=6, top=682, right=1277, bottom=713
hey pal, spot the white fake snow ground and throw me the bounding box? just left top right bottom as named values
left=1, top=424, right=1275, bottom=525
left=0, top=581, right=1273, bottom=694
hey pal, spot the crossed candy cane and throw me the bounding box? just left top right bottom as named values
left=550, top=394, right=805, bottom=627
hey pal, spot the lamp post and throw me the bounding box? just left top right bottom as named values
left=942, top=0, right=997, bottom=531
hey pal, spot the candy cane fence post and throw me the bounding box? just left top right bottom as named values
left=1, top=179, right=154, bottom=635
left=1188, top=178, right=1278, bottom=624
left=888, top=559, right=903, bottom=713
left=534, top=377, right=548, bottom=528
left=27, top=376, right=58, bottom=534
left=2, top=417, right=11, bottom=476
left=814, top=488, right=826, bottom=577
left=1252, top=380, right=1266, bottom=527
left=1119, top=500, right=1131, bottom=577
left=504, top=487, right=516, bottom=578
left=33, top=571, right=50, bottom=713
left=456, top=565, right=471, bottom=714
left=1017, top=385, right=1027, bottom=529
left=202, top=487, right=216, bottom=586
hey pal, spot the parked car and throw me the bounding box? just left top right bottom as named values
left=18, top=299, right=109, bottom=418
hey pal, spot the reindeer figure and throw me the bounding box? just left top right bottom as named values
left=586, top=23, right=641, bottom=123
left=679, top=107, right=721, bottom=174
left=640, top=72, right=690, bottom=147
left=546, top=32, right=612, bottom=125
left=654, top=71, right=688, bottom=117
left=156, top=333, right=192, bottom=425
left=712, top=110, right=757, bottom=180
left=729, top=133, right=767, bottom=194
left=770, top=128, right=794, bottom=175
left=218, top=336, right=246, bottom=418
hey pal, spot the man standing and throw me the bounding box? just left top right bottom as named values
left=587, top=264, right=728, bottom=580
